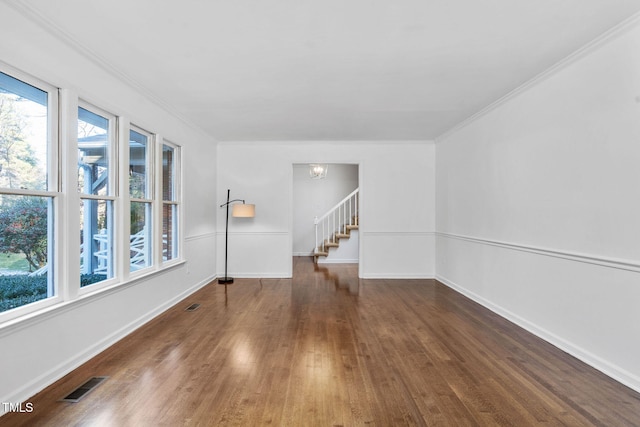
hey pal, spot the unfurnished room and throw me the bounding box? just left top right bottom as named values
left=1, top=0, right=640, bottom=425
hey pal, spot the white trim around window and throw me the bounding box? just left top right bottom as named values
left=77, top=101, right=120, bottom=295
left=0, top=63, right=184, bottom=327
left=0, top=63, right=61, bottom=323
left=159, top=139, right=182, bottom=266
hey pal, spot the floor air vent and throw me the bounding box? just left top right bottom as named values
left=61, top=376, right=108, bottom=402
left=185, top=303, right=200, bottom=311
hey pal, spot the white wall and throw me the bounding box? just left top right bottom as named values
left=0, top=4, right=217, bottom=409
left=292, top=163, right=358, bottom=256
left=436, top=19, right=640, bottom=392
left=217, top=141, right=435, bottom=278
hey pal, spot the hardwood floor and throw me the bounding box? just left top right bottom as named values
left=3, top=257, right=640, bottom=426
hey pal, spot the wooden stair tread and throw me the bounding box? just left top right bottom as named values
left=314, top=211, right=358, bottom=264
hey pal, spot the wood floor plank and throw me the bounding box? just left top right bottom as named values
left=2, top=257, right=640, bottom=426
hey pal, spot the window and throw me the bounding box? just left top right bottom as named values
left=129, top=127, right=153, bottom=272
left=0, top=64, right=183, bottom=323
left=78, top=104, right=115, bottom=287
left=0, top=70, right=57, bottom=314
left=162, top=142, right=180, bottom=262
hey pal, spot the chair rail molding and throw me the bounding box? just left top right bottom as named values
left=436, top=232, right=640, bottom=273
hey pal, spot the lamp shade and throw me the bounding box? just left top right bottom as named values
left=232, top=203, right=255, bottom=218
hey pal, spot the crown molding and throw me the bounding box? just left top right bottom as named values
left=3, top=0, right=213, bottom=141
left=435, top=10, right=640, bottom=143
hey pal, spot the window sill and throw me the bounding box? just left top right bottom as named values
left=0, top=259, right=186, bottom=338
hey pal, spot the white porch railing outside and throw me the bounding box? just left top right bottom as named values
left=35, top=227, right=163, bottom=277
left=314, top=188, right=359, bottom=254
left=89, top=227, right=151, bottom=275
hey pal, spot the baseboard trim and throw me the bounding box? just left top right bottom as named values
left=217, top=273, right=292, bottom=279
left=435, top=273, right=640, bottom=394
left=1, top=274, right=215, bottom=414
left=317, top=258, right=359, bottom=264
left=361, top=273, right=435, bottom=279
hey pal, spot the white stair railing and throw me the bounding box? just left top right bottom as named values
left=314, top=188, right=359, bottom=255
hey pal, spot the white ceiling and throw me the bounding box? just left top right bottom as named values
left=10, top=0, right=640, bottom=141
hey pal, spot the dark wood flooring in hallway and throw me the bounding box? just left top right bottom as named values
left=2, top=257, right=640, bottom=426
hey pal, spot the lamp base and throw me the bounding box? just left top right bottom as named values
left=218, top=277, right=234, bottom=285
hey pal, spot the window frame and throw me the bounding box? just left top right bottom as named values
left=160, top=139, right=182, bottom=264
left=128, top=125, right=155, bottom=275
left=0, top=63, right=185, bottom=327
left=77, top=101, right=119, bottom=294
left=0, top=64, right=61, bottom=322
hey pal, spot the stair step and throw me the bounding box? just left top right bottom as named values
left=314, top=251, right=328, bottom=258
left=324, top=241, right=339, bottom=248
left=335, top=233, right=350, bottom=239
left=345, top=225, right=359, bottom=230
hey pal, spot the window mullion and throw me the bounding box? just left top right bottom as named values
left=118, top=117, right=131, bottom=282
left=59, top=88, right=80, bottom=301
left=154, top=134, right=163, bottom=267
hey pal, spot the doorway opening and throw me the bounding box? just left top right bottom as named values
left=292, top=163, right=359, bottom=267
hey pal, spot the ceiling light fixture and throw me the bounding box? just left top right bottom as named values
left=309, top=164, right=328, bottom=179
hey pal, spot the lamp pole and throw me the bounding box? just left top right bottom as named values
left=218, top=189, right=254, bottom=286
left=219, top=189, right=234, bottom=285
left=219, top=189, right=249, bottom=285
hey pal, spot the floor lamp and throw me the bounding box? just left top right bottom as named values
left=219, top=189, right=255, bottom=285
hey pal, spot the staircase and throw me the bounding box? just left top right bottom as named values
left=313, top=188, right=359, bottom=262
